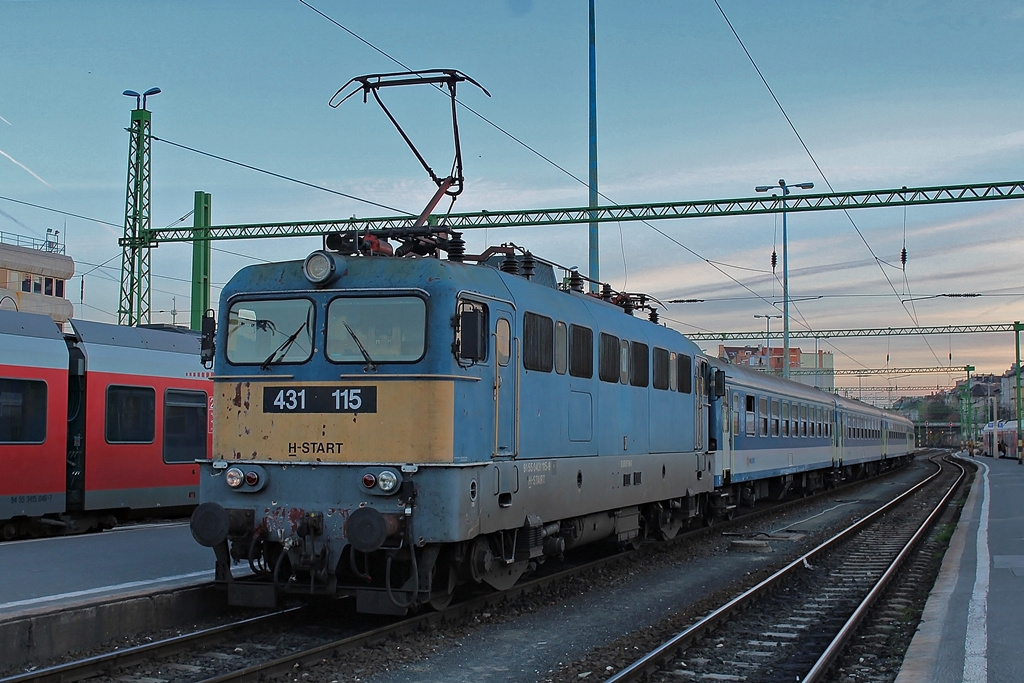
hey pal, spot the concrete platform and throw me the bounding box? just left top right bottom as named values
left=896, top=453, right=1024, bottom=683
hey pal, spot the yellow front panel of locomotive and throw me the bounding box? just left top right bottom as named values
left=213, top=380, right=455, bottom=463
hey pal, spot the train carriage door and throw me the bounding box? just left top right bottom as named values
left=493, top=306, right=517, bottom=457
left=695, top=358, right=708, bottom=451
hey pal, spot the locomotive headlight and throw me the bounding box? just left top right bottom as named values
left=377, top=470, right=399, bottom=493
left=225, top=467, right=244, bottom=489
left=303, top=250, right=343, bottom=287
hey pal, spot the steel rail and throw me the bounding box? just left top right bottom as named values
left=802, top=455, right=967, bottom=681
left=604, top=454, right=950, bottom=683
left=0, top=608, right=303, bottom=683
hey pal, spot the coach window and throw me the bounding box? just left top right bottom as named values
left=163, top=389, right=208, bottom=463
left=677, top=353, right=693, bottom=394
left=782, top=402, right=790, bottom=437
left=746, top=395, right=756, bottom=436
left=653, top=348, right=670, bottom=390
left=0, top=378, right=47, bottom=443
left=523, top=312, right=554, bottom=372
left=733, top=393, right=741, bottom=435
left=771, top=399, right=780, bottom=437
left=599, top=333, right=619, bottom=382
left=630, top=341, right=649, bottom=387
left=227, top=298, right=315, bottom=365
left=106, top=385, right=155, bottom=443
left=455, top=299, right=488, bottom=362
left=758, top=396, right=768, bottom=436
left=801, top=405, right=808, bottom=437
left=328, top=296, right=425, bottom=363
left=554, top=321, right=568, bottom=375
left=569, top=324, right=593, bottom=378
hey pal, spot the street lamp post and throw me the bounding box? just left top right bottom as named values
left=753, top=314, right=782, bottom=370
left=756, top=179, right=814, bottom=379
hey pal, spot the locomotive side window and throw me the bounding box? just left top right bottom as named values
left=619, top=339, right=630, bottom=384
left=455, top=299, right=488, bottom=362
left=630, top=342, right=649, bottom=387
left=523, top=312, right=554, bottom=372
left=163, top=389, right=208, bottom=463
left=598, top=333, right=619, bottom=383
left=652, top=347, right=670, bottom=390
left=227, top=298, right=315, bottom=365
left=677, top=353, right=692, bottom=394
left=328, top=296, right=425, bottom=363
left=106, top=385, right=155, bottom=443
left=554, top=321, right=568, bottom=375
left=569, top=325, right=593, bottom=378
left=496, top=319, right=511, bottom=366
left=668, top=352, right=677, bottom=391
left=0, top=378, right=47, bottom=444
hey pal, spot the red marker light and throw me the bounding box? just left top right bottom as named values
left=362, top=473, right=377, bottom=488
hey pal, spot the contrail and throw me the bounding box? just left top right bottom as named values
left=0, top=114, right=11, bottom=125
left=0, top=147, right=52, bottom=188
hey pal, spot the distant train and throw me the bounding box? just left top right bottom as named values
left=188, top=230, right=914, bottom=614
left=0, top=309, right=212, bottom=540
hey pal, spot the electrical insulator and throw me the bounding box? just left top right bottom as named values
left=771, top=250, right=778, bottom=270
left=901, top=247, right=908, bottom=268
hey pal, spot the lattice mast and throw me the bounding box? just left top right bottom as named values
left=118, top=104, right=154, bottom=325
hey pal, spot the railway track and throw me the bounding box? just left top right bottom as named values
left=0, top=457, right=932, bottom=683
left=602, top=453, right=964, bottom=682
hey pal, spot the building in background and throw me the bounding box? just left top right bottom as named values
left=716, top=344, right=835, bottom=391
left=0, top=230, right=74, bottom=326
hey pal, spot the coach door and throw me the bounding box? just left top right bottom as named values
left=493, top=306, right=518, bottom=457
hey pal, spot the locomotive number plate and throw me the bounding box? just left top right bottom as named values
left=262, top=386, right=378, bottom=413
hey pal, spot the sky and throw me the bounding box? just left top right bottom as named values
left=2, top=0, right=1024, bottom=402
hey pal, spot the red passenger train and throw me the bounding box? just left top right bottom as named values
left=0, top=309, right=212, bottom=540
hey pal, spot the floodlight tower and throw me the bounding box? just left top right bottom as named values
left=118, top=87, right=160, bottom=326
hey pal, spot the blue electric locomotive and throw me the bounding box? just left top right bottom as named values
left=191, top=236, right=720, bottom=613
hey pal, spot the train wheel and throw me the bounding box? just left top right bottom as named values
left=429, top=564, right=458, bottom=611
left=2, top=522, right=16, bottom=541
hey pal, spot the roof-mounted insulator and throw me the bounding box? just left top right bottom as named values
left=622, top=297, right=634, bottom=316
left=448, top=231, right=465, bottom=262
left=649, top=308, right=659, bottom=324
left=501, top=253, right=520, bottom=275
left=521, top=252, right=536, bottom=280
left=569, top=270, right=585, bottom=292
left=601, top=283, right=614, bottom=301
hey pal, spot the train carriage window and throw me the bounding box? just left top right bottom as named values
left=733, top=393, right=741, bottom=435
left=771, top=399, right=780, bottom=437
left=163, top=389, right=208, bottom=463
left=653, top=347, right=670, bottom=390
left=677, top=354, right=692, bottom=394
left=456, top=299, right=488, bottom=362
left=227, top=298, right=315, bottom=365
left=523, top=312, right=554, bottom=372
left=599, top=333, right=619, bottom=383
left=328, top=296, right=425, bottom=363
left=746, top=395, right=756, bottom=436
left=801, top=405, right=808, bottom=437
left=782, top=403, right=790, bottom=437
left=630, top=342, right=649, bottom=387
left=759, top=396, right=768, bottom=436
left=0, top=378, right=47, bottom=444
left=554, top=321, right=568, bottom=375
left=106, top=386, right=155, bottom=443
left=569, top=325, right=593, bottom=378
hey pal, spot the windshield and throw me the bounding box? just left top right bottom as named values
left=326, top=296, right=425, bottom=363
left=226, top=298, right=314, bottom=365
